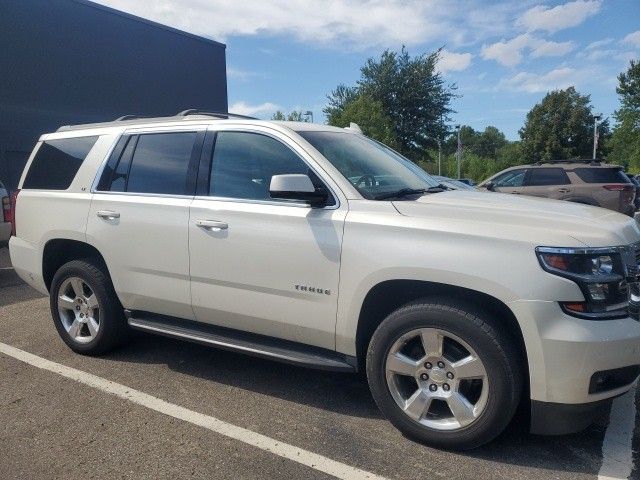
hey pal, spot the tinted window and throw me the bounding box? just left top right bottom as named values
left=210, top=132, right=312, bottom=201
left=574, top=168, right=630, bottom=184
left=493, top=169, right=526, bottom=187
left=126, top=132, right=196, bottom=195
left=23, top=136, right=98, bottom=190
left=527, top=168, right=570, bottom=186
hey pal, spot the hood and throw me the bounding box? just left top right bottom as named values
left=392, top=190, right=640, bottom=248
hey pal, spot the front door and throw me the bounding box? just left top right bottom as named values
left=188, top=127, right=346, bottom=350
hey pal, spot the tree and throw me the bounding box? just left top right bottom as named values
left=271, top=110, right=309, bottom=121
left=327, top=94, right=398, bottom=148
left=608, top=60, right=640, bottom=171
left=325, top=47, right=455, bottom=160
left=519, top=87, right=608, bottom=162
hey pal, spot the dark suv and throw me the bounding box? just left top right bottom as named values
left=479, top=160, right=636, bottom=216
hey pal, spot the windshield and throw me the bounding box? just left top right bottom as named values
left=298, top=131, right=439, bottom=199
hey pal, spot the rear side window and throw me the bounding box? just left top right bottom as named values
left=23, top=136, right=98, bottom=190
left=574, top=168, right=630, bottom=184
left=526, top=168, right=570, bottom=186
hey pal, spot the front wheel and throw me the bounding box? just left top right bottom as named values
left=366, top=300, right=523, bottom=450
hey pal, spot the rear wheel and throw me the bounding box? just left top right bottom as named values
left=366, top=300, right=523, bottom=450
left=50, top=258, right=128, bottom=354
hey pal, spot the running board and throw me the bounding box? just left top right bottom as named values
left=126, top=312, right=356, bottom=373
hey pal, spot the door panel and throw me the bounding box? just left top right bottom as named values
left=87, top=194, right=194, bottom=319
left=189, top=200, right=345, bottom=349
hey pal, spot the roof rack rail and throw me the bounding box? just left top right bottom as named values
left=176, top=109, right=257, bottom=120
left=114, top=114, right=144, bottom=121
left=534, top=158, right=603, bottom=166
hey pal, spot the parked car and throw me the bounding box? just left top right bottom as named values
left=457, top=178, right=475, bottom=186
left=432, top=175, right=476, bottom=191
left=478, top=160, right=636, bottom=216
left=9, top=112, right=640, bottom=450
left=626, top=173, right=640, bottom=211
left=0, top=181, right=12, bottom=248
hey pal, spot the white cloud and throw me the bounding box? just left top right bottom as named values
left=499, top=67, right=578, bottom=93
left=621, top=30, right=640, bottom=48
left=517, top=0, right=602, bottom=33
left=436, top=50, right=473, bottom=74
left=481, top=34, right=574, bottom=67
left=586, top=38, right=613, bottom=50
left=227, top=67, right=262, bottom=81
left=229, top=101, right=280, bottom=117
left=94, top=0, right=448, bottom=49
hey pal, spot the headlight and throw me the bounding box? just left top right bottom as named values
left=536, top=246, right=631, bottom=320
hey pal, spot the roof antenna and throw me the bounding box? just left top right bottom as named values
left=344, top=122, right=362, bottom=134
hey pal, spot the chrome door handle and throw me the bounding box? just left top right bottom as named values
left=96, top=210, right=120, bottom=220
left=195, top=219, right=228, bottom=231
left=558, top=188, right=570, bottom=193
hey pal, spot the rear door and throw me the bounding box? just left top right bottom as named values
left=87, top=127, right=205, bottom=319
left=523, top=167, right=572, bottom=199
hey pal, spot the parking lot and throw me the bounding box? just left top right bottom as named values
left=0, top=248, right=638, bottom=480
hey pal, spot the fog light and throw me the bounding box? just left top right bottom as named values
left=587, top=283, right=609, bottom=301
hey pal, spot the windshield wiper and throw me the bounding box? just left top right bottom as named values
left=374, top=188, right=427, bottom=200
left=374, top=185, right=450, bottom=200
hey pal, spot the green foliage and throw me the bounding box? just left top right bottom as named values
left=326, top=94, right=399, bottom=148
left=271, top=110, right=309, bottom=121
left=608, top=60, right=640, bottom=172
left=325, top=47, right=455, bottom=160
left=519, top=87, right=609, bottom=162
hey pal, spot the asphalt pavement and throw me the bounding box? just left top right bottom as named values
left=0, top=247, right=638, bottom=480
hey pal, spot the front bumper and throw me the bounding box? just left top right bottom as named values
left=509, top=300, right=640, bottom=405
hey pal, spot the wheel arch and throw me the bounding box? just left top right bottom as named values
left=42, top=239, right=109, bottom=292
left=355, top=280, right=528, bottom=381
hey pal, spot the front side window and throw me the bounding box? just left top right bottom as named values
left=493, top=169, right=526, bottom=188
left=527, top=168, right=570, bottom=186
left=23, top=136, right=98, bottom=190
left=209, top=131, right=325, bottom=202
left=126, top=132, right=197, bottom=195
left=297, top=131, right=439, bottom=199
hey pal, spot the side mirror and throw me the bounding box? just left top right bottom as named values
left=269, top=174, right=329, bottom=207
left=484, top=181, right=496, bottom=191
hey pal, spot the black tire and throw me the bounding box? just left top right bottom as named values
left=366, top=299, right=523, bottom=450
left=49, top=258, right=128, bottom=355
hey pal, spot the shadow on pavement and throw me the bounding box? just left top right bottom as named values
left=102, top=331, right=609, bottom=477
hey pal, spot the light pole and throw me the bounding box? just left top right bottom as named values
left=304, top=110, right=314, bottom=123
left=455, top=125, right=461, bottom=179
left=437, top=139, right=442, bottom=176
left=592, top=114, right=601, bottom=160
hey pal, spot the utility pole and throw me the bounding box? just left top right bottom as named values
left=437, top=139, right=442, bottom=176
left=592, top=114, right=601, bottom=160
left=455, top=125, right=461, bottom=179
left=304, top=110, right=314, bottom=123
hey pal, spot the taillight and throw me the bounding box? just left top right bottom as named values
left=603, top=184, right=634, bottom=192
left=7, top=189, right=19, bottom=236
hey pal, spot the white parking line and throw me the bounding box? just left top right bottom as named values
left=598, top=385, right=637, bottom=480
left=0, top=341, right=386, bottom=480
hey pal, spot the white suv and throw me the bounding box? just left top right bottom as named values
left=9, top=111, right=640, bottom=450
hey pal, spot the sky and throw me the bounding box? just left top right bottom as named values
left=93, top=0, right=640, bottom=140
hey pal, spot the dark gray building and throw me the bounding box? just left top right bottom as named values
left=0, top=0, right=227, bottom=191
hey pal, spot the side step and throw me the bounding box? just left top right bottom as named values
left=126, top=312, right=356, bottom=373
